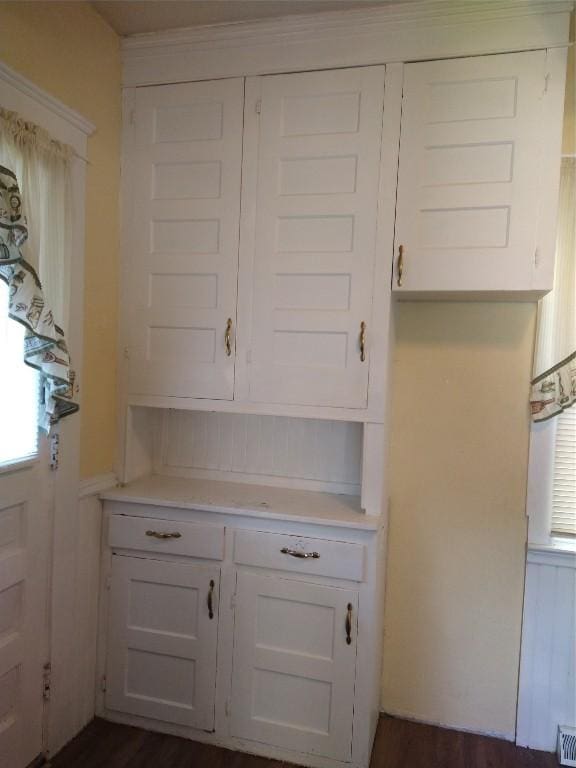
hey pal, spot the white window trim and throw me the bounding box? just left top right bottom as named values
left=526, top=418, right=576, bottom=560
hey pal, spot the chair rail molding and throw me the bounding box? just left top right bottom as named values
left=121, top=0, right=572, bottom=87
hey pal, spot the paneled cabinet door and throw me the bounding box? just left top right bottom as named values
left=106, top=556, right=219, bottom=729
left=230, top=572, right=358, bottom=761
left=393, top=50, right=556, bottom=294
left=243, top=67, right=386, bottom=408
left=125, top=78, right=243, bottom=398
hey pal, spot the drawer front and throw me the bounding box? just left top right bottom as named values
left=109, top=514, right=224, bottom=560
left=233, top=530, right=364, bottom=582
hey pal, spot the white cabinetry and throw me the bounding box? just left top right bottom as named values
left=124, top=78, right=243, bottom=399
left=393, top=50, right=566, bottom=297
left=106, top=555, right=220, bottom=729
left=230, top=571, right=358, bottom=761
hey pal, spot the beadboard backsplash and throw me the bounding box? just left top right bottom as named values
left=156, top=410, right=363, bottom=495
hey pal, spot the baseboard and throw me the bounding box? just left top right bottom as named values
left=79, top=472, right=118, bottom=499
left=380, top=708, right=515, bottom=743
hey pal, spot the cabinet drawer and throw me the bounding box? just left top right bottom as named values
left=233, top=530, right=364, bottom=582
left=109, top=514, right=224, bottom=560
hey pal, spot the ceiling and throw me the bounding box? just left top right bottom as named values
left=90, top=0, right=396, bottom=37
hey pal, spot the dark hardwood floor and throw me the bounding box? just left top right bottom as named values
left=49, top=716, right=559, bottom=768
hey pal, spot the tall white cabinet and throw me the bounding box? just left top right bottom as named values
left=104, top=4, right=570, bottom=768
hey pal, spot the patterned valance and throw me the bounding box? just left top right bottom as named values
left=530, top=351, right=576, bottom=422
left=0, top=163, right=78, bottom=430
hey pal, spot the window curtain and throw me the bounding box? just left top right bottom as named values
left=0, top=109, right=78, bottom=429
left=530, top=157, right=576, bottom=422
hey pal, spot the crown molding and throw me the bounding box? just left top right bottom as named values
left=0, top=61, right=95, bottom=136
left=121, top=0, right=572, bottom=87
left=123, top=1, right=572, bottom=51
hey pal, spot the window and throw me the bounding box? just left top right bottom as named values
left=551, top=407, right=576, bottom=536
left=0, top=280, right=39, bottom=465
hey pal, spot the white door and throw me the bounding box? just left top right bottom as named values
left=394, top=50, right=549, bottom=294
left=230, top=572, right=358, bottom=761
left=243, top=67, right=385, bottom=408
left=106, top=556, right=220, bottom=730
left=0, top=467, right=50, bottom=768
left=125, top=78, right=244, bottom=399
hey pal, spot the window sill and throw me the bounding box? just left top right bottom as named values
left=527, top=539, right=576, bottom=569
left=0, top=455, right=39, bottom=476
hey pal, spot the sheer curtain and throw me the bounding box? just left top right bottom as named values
left=0, top=108, right=77, bottom=437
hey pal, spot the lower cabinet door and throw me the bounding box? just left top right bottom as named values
left=230, top=572, right=358, bottom=761
left=106, top=555, right=219, bottom=730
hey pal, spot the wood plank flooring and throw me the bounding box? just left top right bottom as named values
left=49, top=716, right=559, bottom=768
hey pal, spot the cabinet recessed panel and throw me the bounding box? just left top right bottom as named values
left=153, top=161, right=222, bottom=200
left=126, top=649, right=196, bottom=707
left=154, top=103, right=223, bottom=143
left=274, top=331, right=347, bottom=369
left=127, top=78, right=242, bottom=399
left=279, top=156, right=357, bottom=196
left=0, top=504, right=23, bottom=556
left=422, top=143, right=514, bottom=187
left=0, top=583, right=22, bottom=641
left=252, top=669, right=332, bottom=733
left=277, top=216, right=354, bottom=253
left=394, top=51, right=547, bottom=293
left=246, top=66, right=385, bottom=407
left=148, top=327, right=216, bottom=364
left=281, top=92, right=360, bottom=136
left=151, top=219, right=220, bottom=255
left=256, top=594, right=335, bottom=659
left=427, top=77, right=518, bottom=123
left=419, top=207, right=511, bottom=249
left=128, top=580, right=199, bottom=637
left=149, top=274, right=218, bottom=310
left=274, top=274, right=350, bottom=311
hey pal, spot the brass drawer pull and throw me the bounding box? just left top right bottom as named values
left=359, top=321, right=366, bottom=362
left=397, top=244, right=404, bottom=287
left=207, top=579, right=215, bottom=620
left=345, top=603, right=353, bottom=645
left=280, top=547, right=320, bottom=560
left=145, top=530, right=182, bottom=540
left=225, top=318, right=233, bottom=356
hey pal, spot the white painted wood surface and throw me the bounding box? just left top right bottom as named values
left=124, top=78, right=243, bottom=399
left=230, top=572, right=358, bottom=761
left=120, top=2, right=572, bottom=87
left=109, top=514, right=225, bottom=560
left=106, top=556, right=220, bottom=729
left=159, top=410, right=362, bottom=495
left=101, top=474, right=379, bottom=531
left=393, top=50, right=566, bottom=296
left=243, top=67, right=385, bottom=408
left=516, top=548, right=576, bottom=752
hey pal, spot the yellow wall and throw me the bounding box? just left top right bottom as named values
left=382, top=22, right=575, bottom=736
left=0, top=1, right=121, bottom=478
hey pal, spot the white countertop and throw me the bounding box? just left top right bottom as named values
left=101, top=474, right=382, bottom=531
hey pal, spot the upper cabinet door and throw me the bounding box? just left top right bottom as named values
left=393, top=50, right=563, bottom=296
left=125, top=79, right=243, bottom=399
left=243, top=67, right=385, bottom=409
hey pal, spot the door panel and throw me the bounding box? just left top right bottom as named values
left=106, top=556, right=220, bottom=730
left=230, top=572, right=358, bottom=761
left=245, top=67, right=385, bottom=408
left=0, top=468, right=48, bottom=768
left=394, top=50, right=548, bottom=293
left=126, top=78, right=243, bottom=399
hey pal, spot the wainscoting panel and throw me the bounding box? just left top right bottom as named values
left=516, top=548, right=576, bottom=751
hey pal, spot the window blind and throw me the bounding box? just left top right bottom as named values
left=551, top=406, right=576, bottom=537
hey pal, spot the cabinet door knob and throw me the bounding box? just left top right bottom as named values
left=345, top=603, right=353, bottom=645
left=225, top=318, right=233, bottom=356
left=397, top=244, right=404, bottom=287
left=280, top=547, right=320, bottom=559
left=359, top=321, right=367, bottom=362
left=207, top=579, right=215, bottom=620
left=145, top=530, right=182, bottom=540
